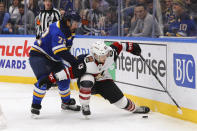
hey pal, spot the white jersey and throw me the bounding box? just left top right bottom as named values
left=84, top=48, right=116, bottom=81
left=55, top=41, right=135, bottom=81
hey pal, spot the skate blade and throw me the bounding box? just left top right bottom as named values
left=84, top=115, right=90, bottom=120
left=31, top=114, right=39, bottom=119
left=62, top=105, right=81, bottom=111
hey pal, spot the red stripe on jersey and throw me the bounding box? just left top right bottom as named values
left=79, top=95, right=90, bottom=100
left=68, top=67, right=74, bottom=79
left=112, top=42, right=122, bottom=54
left=63, top=69, right=70, bottom=79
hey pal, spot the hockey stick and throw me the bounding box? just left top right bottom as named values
left=139, top=54, right=182, bottom=114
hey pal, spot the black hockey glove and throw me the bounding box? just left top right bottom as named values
left=130, top=43, right=141, bottom=56
left=69, top=58, right=86, bottom=79
left=38, top=73, right=57, bottom=89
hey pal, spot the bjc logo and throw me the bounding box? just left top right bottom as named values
left=173, top=54, right=195, bottom=89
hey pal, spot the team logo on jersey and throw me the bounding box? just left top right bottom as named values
left=173, top=53, right=195, bottom=89
left=78, top=63, right=84, bottom=70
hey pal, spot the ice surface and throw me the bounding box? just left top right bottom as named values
left=0, top=82, right=197, bottom=131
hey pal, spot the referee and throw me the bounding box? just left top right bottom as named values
left=36, top=0, right=61, bottom=39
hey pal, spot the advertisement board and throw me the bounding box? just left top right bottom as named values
left=167, top=43, right=197, bottom=110
left=0, top=37, right=35, bottom=77
left=115, top=43, right=167, bottom=91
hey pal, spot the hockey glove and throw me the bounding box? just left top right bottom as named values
left=55, top=61, right=86, bottom=80
left=38, top=73, right=57, bottom=89
left=126, top=42, right=141, bottom=56
left=132, top=43, right=141, bottom=56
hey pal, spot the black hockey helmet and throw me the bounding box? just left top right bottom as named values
left=62, top=10, right=81, bottom=23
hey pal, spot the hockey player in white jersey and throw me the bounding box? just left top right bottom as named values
left=39, top=41, right=150, bottom=117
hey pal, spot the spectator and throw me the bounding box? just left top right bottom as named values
left=81, top=0, right=90, bottom=9
left=2, top=20, right=14, bottom=34
left=0, top=2, right=10, bottom=33
left=98, top=0, right=109, bottom=13
left=104, top=6, right=117, bottom=35
left=37, top=0, right=44, bottom=9
left=36, top=0, right=61, bottom=39
left=136, top=0, right=146, bottom=4
left=15, top=4, right=35, bottom=34
left=127, top=3, right=161, bottom=37
left=28, top=0, right=40, bottom=16
left=124, top=0, right=136, bottom=8
left=9, top=0, right=20, bottom=24
left=146, top=0, right=153, bottom=14
left=76, top=9, right=93, bottom=35
left=162, top=0, right=175, bottom=34
left=122, top=5, right=135, bottom=36
left=166, top=0, right=197, bottom=37
left=59, top=8, right=65, bottom=18
left=123, top=0, right=147, bottom=36
left=76, top=0, right=106, bottom=36
left=186, top=0, right=197, bottom=24
left=60, top=0, right=73, bottom=12
left=126, top=6, right=138, bottom=36
left=74, top=0, right=83, bottom=13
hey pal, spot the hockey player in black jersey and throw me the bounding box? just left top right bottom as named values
left=39, top=41, right=150, bottom=117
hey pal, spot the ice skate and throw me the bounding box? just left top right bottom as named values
left=82, top=105, right=91, bottom=119
left=61, top=98, right=81, bottom=111
left=31, top=104, right=41, bottom=119
left=133, top=106, right=150, bottom=114
left=31, top=108, right=40, bottom=119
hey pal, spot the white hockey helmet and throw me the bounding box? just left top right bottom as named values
left=90, top=41, right=110, bottom=61
left=90, top=41, right=110, bottom=56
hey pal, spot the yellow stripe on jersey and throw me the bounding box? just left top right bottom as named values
left=67, top=36, right=72, bottom=40
left=57, top=21, right=60, bottom=29
left=31, top=47, right=41, bottom=53
left=53, top=47, right=68, bottom=54
left=67, top=33, right=75, bottom=40
left=33, top=91, right=45, bottom=98
left=60, top=92, right=71, bottom=97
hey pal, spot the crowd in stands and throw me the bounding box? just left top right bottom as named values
left=0, top=0, right=197, bottom=37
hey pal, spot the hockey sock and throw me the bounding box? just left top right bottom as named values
left=124, top=98, right=136, bottom=112
left=113, top=96, right=136, bottom=112
left=79, top=87, right=91, bottom=105
left=32, top=82, right=47, bottom=105
left=57, top=80, right=71, bottom=103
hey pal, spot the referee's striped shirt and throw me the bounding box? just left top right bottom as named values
left=36, top=7, right=61, bottom=39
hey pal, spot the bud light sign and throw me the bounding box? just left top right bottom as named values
left=173, top=54, right=195, bottom=89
